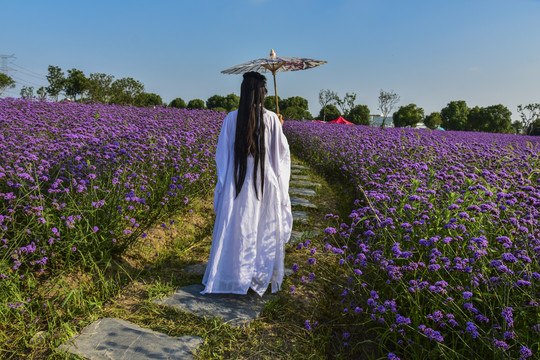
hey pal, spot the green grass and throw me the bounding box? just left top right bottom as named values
left=1, top=153, right=364, bottom=359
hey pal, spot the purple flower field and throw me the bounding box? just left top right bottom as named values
left=2, top=98, right=539, bottom=357
left=284, top=121, right=540, bottom=358
left=0, top=99, right=222, bottom=323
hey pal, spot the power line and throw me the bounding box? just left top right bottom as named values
left=8, top=66, right=47, bottom=81
left=1, top=54, right=49, bottom=98
left=0, top=54, right=16, bottom=74
left=8, top=61, right=46, bottom=77
left=3, top=87, right=18, bottom=97
left=10, top=74, right=45, bottom=88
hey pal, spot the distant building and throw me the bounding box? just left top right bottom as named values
left=369, top=114, right=394, bottom=128
left=368, top=115, right=429, bottom=129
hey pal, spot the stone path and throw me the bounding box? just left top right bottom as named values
left=154, top=284, right=274, bottom=328
left=289, top=187, right=316, bottom=197
left=290, top=196, right=317, bottom=208
left=290, top=180, right=321, bottom=187
left=58, top=161, right=322, bottom=359
left=58, top=318, right=204, bottom=360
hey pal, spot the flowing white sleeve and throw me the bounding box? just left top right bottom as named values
left=277, top=127, right=291, bottom=206
left=274, top=119, right=293, bottom=243
left=213, top=113, right=233, bottom=212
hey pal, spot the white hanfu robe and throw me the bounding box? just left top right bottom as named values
left=202, top=109, right=293, bottom=297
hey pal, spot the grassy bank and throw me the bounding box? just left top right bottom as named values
left=1, top=152, right=359, bottom=359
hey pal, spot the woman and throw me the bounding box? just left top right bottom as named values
left=202, top=71, right=292, bottom=297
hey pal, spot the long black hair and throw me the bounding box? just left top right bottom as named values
left=234, top=71, right=267, bottom=199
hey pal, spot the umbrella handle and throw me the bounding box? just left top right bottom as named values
left=272, top=71, right=279, bottom=115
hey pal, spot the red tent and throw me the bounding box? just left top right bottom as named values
left=328, top=116, right=354, bottom=125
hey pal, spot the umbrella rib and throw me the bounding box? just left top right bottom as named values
left=261, top=63, right=284, bottom=73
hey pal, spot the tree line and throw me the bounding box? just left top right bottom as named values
left=1, top=65, right=318, bottom=116
left=318, top=89, right=371, bottom=124
left=318, top=88, right=540, bottom=135
left=317, top=89, right=402, bottom=126
left=4, top=65, right=215, bottom=109
left=3, top=67, right=539, bottom=135
left=0, top=66, right=161, bottom=107
left=393, top=100, right=539, bottom=135
left=38, top=66, right=162, bottom=107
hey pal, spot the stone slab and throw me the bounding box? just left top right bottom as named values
left=289, top=187, right=316, bottom=197
left=289, top=230, right=304, bottom=244
left=182, top=262, right=207, bottom=276
left=57, top=318, right=203, bottom=360
left=290, top=180, right=321, bottom=187
left=291, top=168, right=304, bottom=174
left=154, top=284, right=272, bottom=328
left=290, top=196, right=317, bottom=209
left=284, top=268, right=293, bottom=277
left=291, top=164, right=307, bottom=170
left=291, top=174, right=310, bottom=180
left=292, top=211, right=308, bottom=223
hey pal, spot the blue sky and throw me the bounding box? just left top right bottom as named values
left=3, top=0, right=540, bottom=118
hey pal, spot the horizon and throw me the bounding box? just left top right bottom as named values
left=2, top=0, right=540, bottom=120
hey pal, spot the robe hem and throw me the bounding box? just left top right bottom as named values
left=200, top=289, right=273, bottom=297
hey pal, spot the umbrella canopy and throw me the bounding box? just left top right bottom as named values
left=328, top=116, right=354, bottom=125
left=221, top=49, right=327, bottom=114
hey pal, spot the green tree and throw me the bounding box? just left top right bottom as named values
left=511, top=120, right=523, bottom=134
left=517, top=103, right=540, bottom=135
left=169, top=97, right=186, bottom=108
left=0, top=73, right=16, bottom=97
left=187, top=99, right=205, bottom=109
left=224, top=93, right=240, bottom=111
left=282, top=106, right=306, bottom=120
left=281, top=96, right=309, bottom=111
left=318, top=104, right=340, bottom=122
left=530, top=118, right=540, bottom=136
left=64, top=68, right=87, bottom=101
left=348, top=104, right=370, bottom=125
left=378, top=89, right=400, bottom=129
left=36, top=86, right=47, bottom=100
left=206, top=94, right=238, bottom=111
left=264, top=95, right=281, bottom=112
left=110, top=77, right=144, bottom=105
left=467, top=106, right=484, bottom=132
left=46, top=65, right=65, bottom=101
left=206, top=94, right=225, bottom=109
left=318, top=89, right=338, bottom=122
left=441, top=100, right=469, bottom=131
left=492, top=105, right=513, bottom=133
left=393, top=104, right=424, bottom=128
left=467, top=104, right=512, bottom=133
left=335, top=92, right=357, bottom=117
left=280, top=96, right=310, bottom=120
left=424, top=112, right=443, bottom=129
left=87, top=73, right=114, bottom=103
left=20, top=86, right=34, bottom=100
left=134, top=92, right=163, bottom=107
